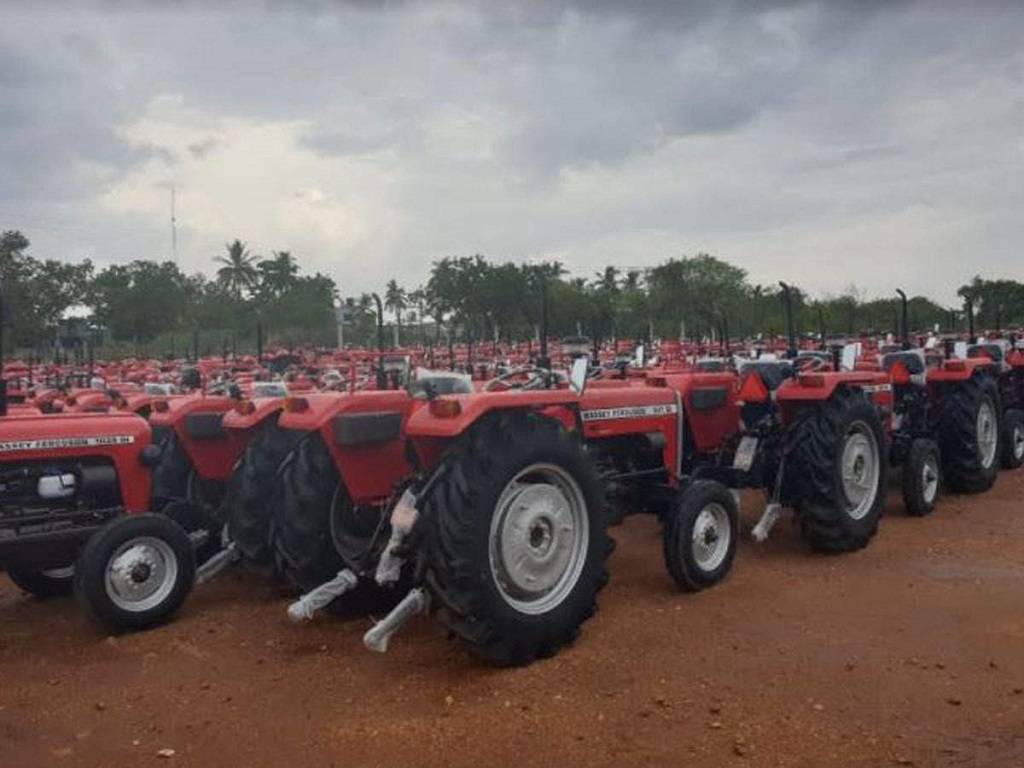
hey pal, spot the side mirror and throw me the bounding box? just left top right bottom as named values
left=569, top=356, right=589, bottom=396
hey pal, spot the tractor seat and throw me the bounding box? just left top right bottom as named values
left=881, top=350, right=926, bottom=376
left=967, top=343, right=1005, bottom=364
left=742, top=361, right=795, bottom=391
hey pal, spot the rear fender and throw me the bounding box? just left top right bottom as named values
left=315, top=391, right=417, bottom=505
left=661, top=371, right=740, bottom=456
left=404, top=390, right=580, bottom=440
left=148, top=394, right=241, bottom=482
left=221, top=397, right=286, bottom=432
left=926, top=357, right=994, bottom=383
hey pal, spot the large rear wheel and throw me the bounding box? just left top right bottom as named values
left=423, top=411, right=611, bottom=666
left=271, top=436, right=345, bottom=592
left=225, top=422, right=298, bottom=563
left=784, top=388, right=886, bottom=553
left=938, top=375, right=1001, bottom=493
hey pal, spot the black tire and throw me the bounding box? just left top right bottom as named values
left=1001, top=408, right=1024, bottom=470
left=901, top=438, right=941, bottom=517
left=423, top=411, right=611, bottom=667
left=783, top=387, right=887, bottom=553
left=937, top=375, right=1001, bottom=493
left=7, top=565, right=75, bottom=598
left=662, top=480, right=738, bottom=591
left=74, top=514, right=196, bottom=631
left=150, top=432, right=192, bottom=511
left=271, top=436, right=345, bottom=593
left=226, top=422, right=297, bottom=563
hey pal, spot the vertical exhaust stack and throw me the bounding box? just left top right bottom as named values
left=895, top=289, right=909, bottom=350
left=817, top=305, right=826, bottom=350
left=371, top=292, right=386, bottom=388
left=965, top=296, right=975, bottom=341
left=256, top=321, right=264, bottom=364
left=778, top=282, right=797, bottom=359
left=0, top=287, right=7, bottom=417
left=536, top=273, right=550, bottom=371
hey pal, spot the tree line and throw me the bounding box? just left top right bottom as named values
left=1, top=228, right=1021, bottom=358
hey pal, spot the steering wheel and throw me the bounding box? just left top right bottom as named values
left=795, top=355, right=827, bottom=373
left=484, top=366, right=548, bottom=392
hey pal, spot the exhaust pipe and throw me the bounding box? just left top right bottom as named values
left=537, top=273, right=550, bottom=371
left=0, top=287, right=6, bottom=417
left=778, top=282, right=797, bottom=359
left=965, top=296, right=975, bottom=341
left=895, top=289, right=909, bottom=349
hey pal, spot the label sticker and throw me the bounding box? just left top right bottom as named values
left=581, top=403, right=678, bottom=422
left=0, top=435, right=135, bottom=453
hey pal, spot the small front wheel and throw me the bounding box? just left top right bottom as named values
left=902, top=438, right=941, bottom=517
left=662, top=480, right=738, bottom=592
left=1001, top=408, right=1024, bottom=470
left=7, top=564, right=75, bottom=598
left=75, top=514, right=196, bottom=632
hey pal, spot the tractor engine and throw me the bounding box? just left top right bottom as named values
left=0, top=458, right=122, bottom=543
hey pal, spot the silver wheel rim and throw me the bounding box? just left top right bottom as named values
left=1013, top=422, right=1024, bottom=461
left=921, top=453, right=939, bottom=505
left=841, top=421, right=881, bottom=521
left=105, top=536, right=179, bottom=612
left=41, top=565, right=74, bottom=580
left=488, top=463, right=589, bottom=616
left=976, top=400, right=997, bottom=469
left=692, top=502, right=731, bottom=572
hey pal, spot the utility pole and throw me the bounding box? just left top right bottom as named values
left=170, top=185, right=178, bottom=265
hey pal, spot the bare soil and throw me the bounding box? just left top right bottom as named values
left=2, top=472, right=1023, bottom=768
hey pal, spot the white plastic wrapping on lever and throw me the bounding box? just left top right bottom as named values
left=374, top=489, right=419, bottom=586
left=363, top=587, right=428, bottom=653
left=287, top=568, right=358, bottom=622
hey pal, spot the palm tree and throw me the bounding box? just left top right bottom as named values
left=257, top=250, right=298, bottom=300
left=215, top=240, right=258, bottom=299
left=595, top=265, right=621, bottom=293
left=384, top=279, right=406, bottom=347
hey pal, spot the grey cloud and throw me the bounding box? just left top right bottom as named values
left=1, top=1, right=1023, bottom=302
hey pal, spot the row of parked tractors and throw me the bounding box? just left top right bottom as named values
left=2, top=289, right=1023, bottom=667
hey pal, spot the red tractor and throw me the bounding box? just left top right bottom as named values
left=278, top=315, right=898, bottom=667
left=0, top=356, right=198, bottom=630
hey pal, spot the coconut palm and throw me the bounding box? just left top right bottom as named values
left=384, top=279, right=406, bottom=347
left=215, top=240, right=258, bottom=299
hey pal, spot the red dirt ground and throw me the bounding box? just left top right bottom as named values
left=2, top=472, right=1023, bottom=768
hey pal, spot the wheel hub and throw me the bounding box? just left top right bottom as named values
left=1013, top=423, right=1024, bottom=461
left=922, top=456, right=939, bottom=504
left=105, top=537, right=178, bottom=613
left=489, top=464, right=589, bottom=616
left=692, top=503, right=730, bottom=571
left=977, top=401, right=997, bottom=468
left=841, top=422, right=880, bottom=520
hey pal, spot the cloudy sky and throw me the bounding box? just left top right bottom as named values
left=2, top=1, right=1022, bottom=304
